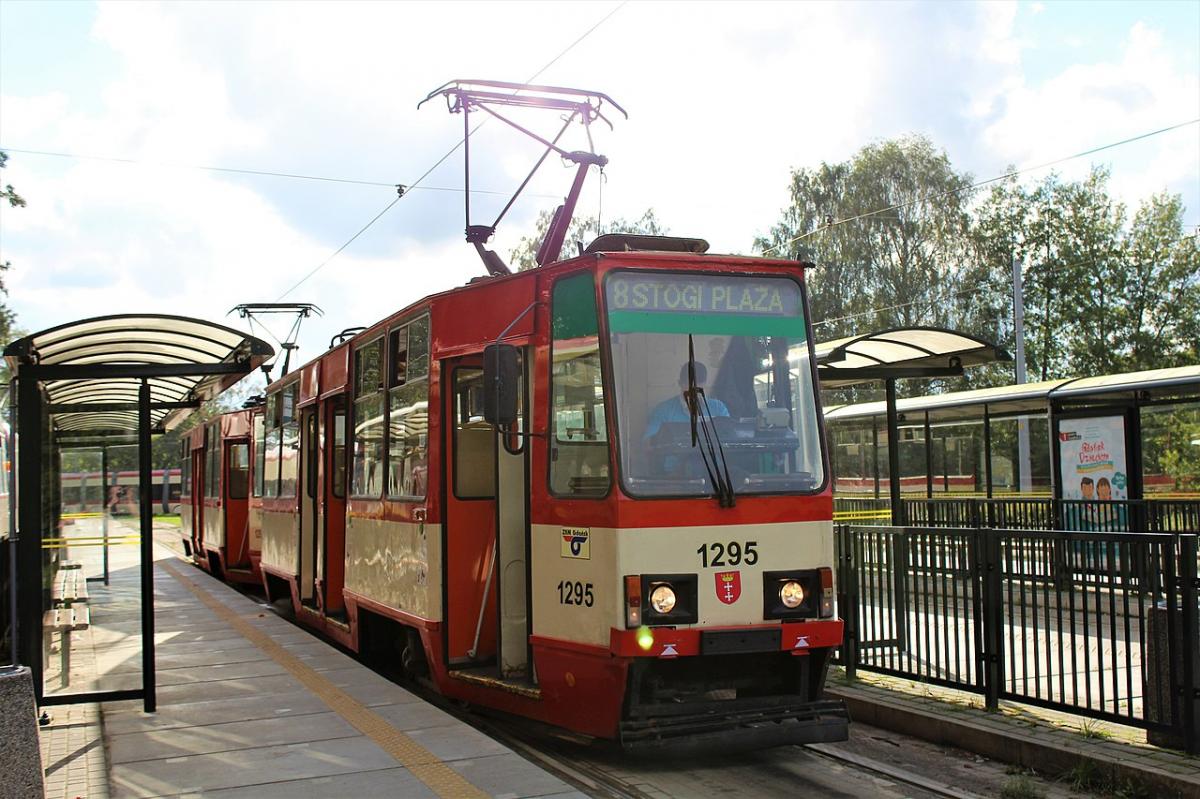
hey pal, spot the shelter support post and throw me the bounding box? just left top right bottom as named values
left=885, top=379, right=903, bottom=525
left=924, top=411, right=933, bottom=499
left=6, top=384, right=17, bottom=668
left=884, top=379, right=909, bottom=653
left=101, top=447, right=109, bottom=586
left=139, top=380, right=156, bottom=713
left=16, top=373, right=44, bottom=697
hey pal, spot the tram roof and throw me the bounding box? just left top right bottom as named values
left=814, top=326, right=1010, bottom=388
left=4, top=314, right=273, bottom=435
left=823, top=364, right=1200, bottom=424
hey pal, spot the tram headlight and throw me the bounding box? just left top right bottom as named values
left=650, top=584, right=677, bottom=614
left=779, top=580, right=805, bottom=609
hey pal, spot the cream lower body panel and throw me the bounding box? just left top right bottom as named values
left=204, top=507, right=225, bottom=550
left=260, top=509, right=298, bottom=575
left=531, top=520, right=834, bottom=649
left=345, top=516, right=442, bottom=622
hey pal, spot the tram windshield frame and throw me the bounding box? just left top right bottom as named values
left=602, top=268, right=827, bottom=500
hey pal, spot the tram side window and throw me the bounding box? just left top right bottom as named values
left=205, top=424, right=220, bottom=499
left=352, top=338, right=385, bottom=497
left=453, top=367, right=495, bottom=498
left=180, top=440, right=191, bottom=498
left=263, top=393, right=281, bottom=498
left=227, top=443, right=249, bottom=500
left=332, top=397, right=347, bottom=498
left=550, top=273, right=610, bottom=497
left=388, top=315, right=430, bottom=499
left=278, top=383, right=300, bottom=498
left=252, top=413, right=265, bottom=497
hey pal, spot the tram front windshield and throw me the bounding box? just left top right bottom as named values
left=605, top=271, right=824, bottom=498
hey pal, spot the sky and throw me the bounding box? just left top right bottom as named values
left=1, top=0, right=1197, bottom=381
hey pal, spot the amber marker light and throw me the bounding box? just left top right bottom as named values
left=624, top=575, right=642, bottom=628
left=820, top=566, right=835, bottom=617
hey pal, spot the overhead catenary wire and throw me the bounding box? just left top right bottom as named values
left=275, top=1, right=627, bottom=301
left=0, top=146, right=546, bottom=197
left=763, top=117, right=1200, bottom=255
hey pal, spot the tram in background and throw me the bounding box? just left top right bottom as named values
left=179, top=409, right=261, bottom=585
left=59, top=468, right=181, bottom=516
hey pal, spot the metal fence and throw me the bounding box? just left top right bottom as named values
left=835, top=524, right=1200, bottom=753
left=900, top=497, right=1200, bottom=534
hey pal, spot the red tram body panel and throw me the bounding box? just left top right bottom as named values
left=193, top=248, right=848, bottom=749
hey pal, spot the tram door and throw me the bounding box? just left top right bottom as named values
left=190, top=447, right=205, bottom=558
left=298, top=407, right=317, bottom=608
left=321, top=397, right=347, bottom=616
left=443, top=354, right=530, bottom=674
left=495, top=350, right=530, bottom=678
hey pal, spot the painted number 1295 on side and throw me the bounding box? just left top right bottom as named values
left=696, top=541, right=758, bottom=568
left=556, top=580, right=594, bottom=607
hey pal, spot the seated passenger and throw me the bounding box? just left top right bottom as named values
left=643, top=362, right=730, bottom=440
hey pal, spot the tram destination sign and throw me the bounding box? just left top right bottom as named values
left=607, top=274, right=800, bottom=316
left=606, top=272, right=806, bottom=337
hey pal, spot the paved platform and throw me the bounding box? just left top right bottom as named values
left=38, top=519, right=582, bottom=799
left=827, top=667, right=1200, bottom=799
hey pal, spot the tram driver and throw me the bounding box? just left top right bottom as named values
left=641, top=362, right=729, bottom=478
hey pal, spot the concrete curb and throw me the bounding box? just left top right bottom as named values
left=826, top=684, right=1200, bottom=799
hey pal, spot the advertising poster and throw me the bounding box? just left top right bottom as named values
left=1058, top=415, right=1129, bottom=532
left=1058, top=415, right=1128, bottom=501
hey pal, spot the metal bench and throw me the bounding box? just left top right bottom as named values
left=51, top=568, right=90, bottom=605
left=45, top=562, right=91, bottom=688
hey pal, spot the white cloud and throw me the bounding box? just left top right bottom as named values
left=2, top=0, right=1196, bottom=364
left=979, top=22, right=1200, bottom=205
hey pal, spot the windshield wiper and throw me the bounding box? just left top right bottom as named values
left=685, top=336, right=736, bottom=508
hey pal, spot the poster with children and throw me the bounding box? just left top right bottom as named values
left=1058, top=415, right=1128, bottom=501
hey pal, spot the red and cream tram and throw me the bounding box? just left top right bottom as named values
left=180, top=409, right=262, bottom=585
left=194, top=237, right=848, bottom=749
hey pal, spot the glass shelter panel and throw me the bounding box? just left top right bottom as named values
left=44, top=443, right=142, bottom=699
left=1141, top=402, right=1200, bottom=497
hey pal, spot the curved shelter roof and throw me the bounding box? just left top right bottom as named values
left=815, top=327, right=1010, bottom=387
left=4, top=314, right=273, bottom=436
left=824, top=365, right=1200, bottom=425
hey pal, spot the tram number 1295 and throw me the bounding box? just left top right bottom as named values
left=697, top=541, right=759, bottom=568
left=557, top=580, right=594, bottom=607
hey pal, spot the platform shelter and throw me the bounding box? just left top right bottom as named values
left=3, top=314, right=271, bottom=710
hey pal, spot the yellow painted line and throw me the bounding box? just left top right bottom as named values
left=43, top=536, right=140, bottom=543
left=160, top=560, right=488, bottom=799
left=42, top=540, right=140, bottom=549
left=62, top=512, right=105, bottom=519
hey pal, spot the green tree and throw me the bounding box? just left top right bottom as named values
left=0, top=150, right=25, bottom=387
left=755, top=136, right=996, bottom=344
left=509, top=208, right=666, bottom=271
left=973, top=167, right=1199, bottom=379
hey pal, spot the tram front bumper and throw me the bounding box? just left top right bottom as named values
left=618, top=696, right=849, bottom=754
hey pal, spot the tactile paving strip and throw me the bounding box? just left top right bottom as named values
left=161, top=561, right=488, bottom=799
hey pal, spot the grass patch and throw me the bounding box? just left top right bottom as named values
left=153, top=514, right=182, bottom=527
left=1078, top=719, right=1112, bottom=740
left=1063, top=761, right=1151, bottom=799
left=999, top=774, right=1044, bottom=799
